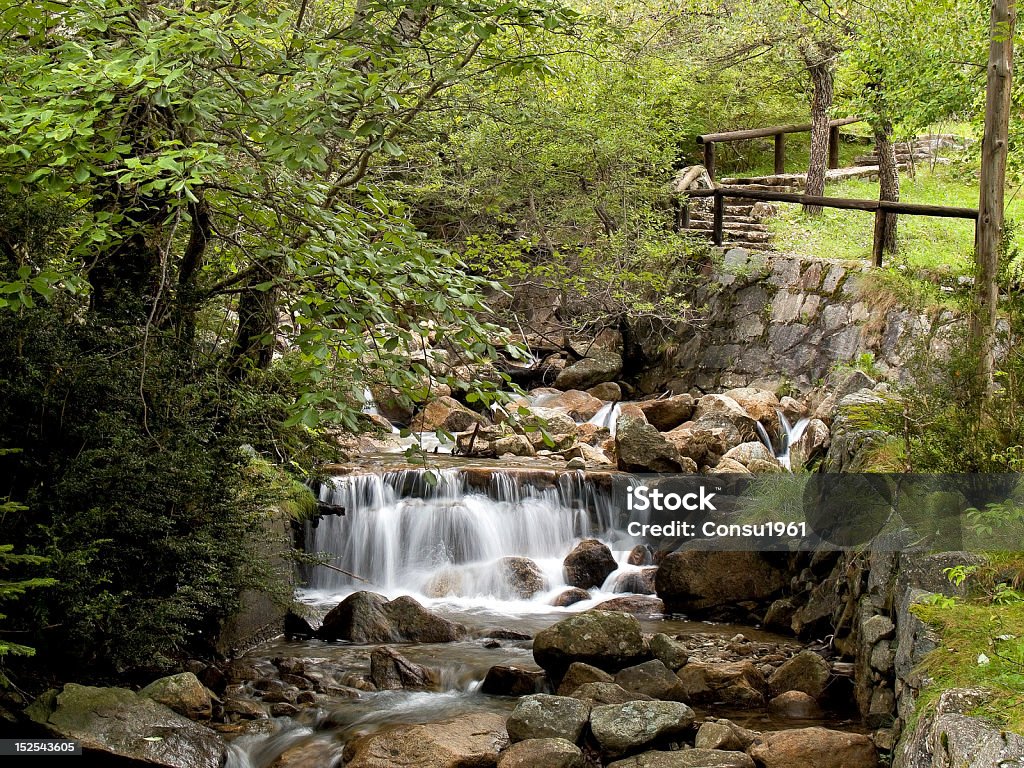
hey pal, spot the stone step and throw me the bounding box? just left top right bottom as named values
left=688, top=221, right=771, bottom=235
left=688, top=213, right=757, bottom=224
left=689, top=228, right=774, bottom=244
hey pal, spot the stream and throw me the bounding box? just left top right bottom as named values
left=224, top=459, right=864, bottom=768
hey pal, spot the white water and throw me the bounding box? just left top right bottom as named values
left=756, top=409, right=810, bottom=471
left=586, top=401, right=623, bottom=436
left=304, top=468, right=647, bottom=612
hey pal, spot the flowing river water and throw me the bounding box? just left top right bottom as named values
left=225, top=458, right=862, bottom=767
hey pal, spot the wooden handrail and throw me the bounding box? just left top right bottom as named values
left=679, top=185, right=978, bottom=267
left=696, top=117, right=863, bottom=145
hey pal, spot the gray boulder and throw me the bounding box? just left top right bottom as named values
left=615, top=406, right=687, bottom=473
left=568, top=682, right=653, bottom=706
left=369, top=646, right=438, bottom=691
left=139, top=672, right=212, bottom=721
left=655, top=551, right=788, bottom=617
left=505, top=694, right=590, bottom=744
left=767, top=650, right=831, bottom=699
left=614, top=660, right=687, bottom=701
left=498, top=738, right=584, bottom=768
left=555, top=352, right=623, bottom=390
left=589, top=700, right=695, bottom=756
left=27, top=684, right=224, bottom=768
left=533, top=611, right=647, bottom=678
left=317, top=591, right=466, bottom=643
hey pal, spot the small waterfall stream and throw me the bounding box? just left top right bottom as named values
left=303, top=467, right=644, bottom=610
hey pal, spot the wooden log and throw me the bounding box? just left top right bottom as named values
left=687, top=186, right=978, bottom=219
left=774, top=133, right=786, bottom=175
left=673, top=164, right=708, bottom=192
left=696, top=116, right=861, bottom=145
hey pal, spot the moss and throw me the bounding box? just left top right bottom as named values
left=911, top=600, right=1024, bottom=735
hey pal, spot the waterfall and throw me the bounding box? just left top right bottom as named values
left=587, top=402, right=623, bottom=436
left=756, top=409, right=811, bottom=471
left=305, top=468, right=639, bottom=609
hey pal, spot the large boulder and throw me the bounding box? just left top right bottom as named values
left=411, top=396, right=487, bottom=433
left=693, top=395, right=758, bottom=441
left=139, top=672, right=213, bottom=721
left=649, top=634, right=690, bottom=671
left=499, top=557, right=547, bottom=599
left=533, top=611, right=647, bottom=678
left=635, top=395, right=696, bottom=432
left=615, top=406, right=687, bottom=473
left=532, top=390, right=605, bottom=421
left=563, top=539, right=617, bottom=590
left=369, top=646, right=438, bottom=691
left=768, top=691, right=824, bottom=719
left=588, top=382, right=622, bottom=401
left=555, top=352, right=623, bottom=391
left=589, top=700, right=695, bottom=757
left=748, top=727, right=878, bottom=768
left=552, top=588, right=591, bottom=608
left=595, top=595, right=664, bottom=615
left=665, top=416, right=742, bottom=467
left=720, top=441, right=778, bottom=469
left=676, top=660, right=768, bottom=707
left=767, top=650, right=831, bottom=699
left=694, top=719, right=759, bottom=751
left=608, top=750, right=754, bottom=768
left=724, top=388, right=781, bottom=422
left=505, top=694, right=590, bottom=744
left=655, top=552, right=788, bottom=617
left=344, top=712, right=508, bottom=768
left=568, top=682, right=652, bottom=706
left=317, top=592, right=467, bottom=643
left=498, top=738, right=584, bottom=768
left=614, top=660, right=687, bottom=701
left=27, top=684, right=224, bottom=768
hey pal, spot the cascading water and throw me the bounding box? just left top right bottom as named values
left=756, top=409, right=810, bottom=471
left=587, top=401, right=623, bottom=436
left=304, top=467, right=643, bottom=610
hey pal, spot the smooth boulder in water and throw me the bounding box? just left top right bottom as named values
left=369, top=646, right=438, bottom=691
left=506, top=694, right=590, bottom=744
left=533, top=610, right=647, bottom=679
left=498, top=737, right=584, bottom=768
left=26, top=684, right=224, bottom=768
left=344, top=712, right=508, bottom=768
left=563, top=539, right=617, bottom=590
left=589, top=700, right=695, bottom=757
left=316, top=591, right=467, bottom=643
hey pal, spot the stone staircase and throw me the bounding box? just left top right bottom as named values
left=686, top=197, right=779, bottom=252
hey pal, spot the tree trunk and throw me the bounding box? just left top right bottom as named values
left=873, top=119, right=900, bottom=254
left=972, top=0, right=1016, bottom=403
left=803, top=42, right=838, bottom=215
left=227, top=255, right=283, bottom=379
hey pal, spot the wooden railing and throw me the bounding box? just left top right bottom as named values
left=696, top=116, right=864, bottom=181
left=683, top=186, right=979, bottom=267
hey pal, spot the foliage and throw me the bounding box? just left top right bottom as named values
left=912, top=600, right=1024, bottom=735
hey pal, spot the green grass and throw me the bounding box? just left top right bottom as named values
left=767, top=164, right=1024, bottom=274
left=911, top=599, right=1024, bottom=735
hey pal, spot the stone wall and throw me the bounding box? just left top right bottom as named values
left=655, top=248, right=955, bottom=395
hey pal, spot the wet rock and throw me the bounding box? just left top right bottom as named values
left=223, top=697, right=267, bottom=721
left=482, top=665, right=549, bottom=697
left=588, top=382, right=622, bottom=401
left=139, top=672, right=213, bottom=721
left=269, top=702, right=300, bottom=717
left=498, top=738, right=584, bottom=768
left=627, top=545, right=654, bottom=566
left=369, top=646, right=438, bottom=691
left=563, top=539, right=617, bottom=590
left=616, top=406, right=687, bottom=472
left=635, top=395, right=696, bottom=431
left=589, top=700, right=695, bottom=757
left=493, top=434, right=536, bottom=457
left=568, top=682, right=653, bottom=706
left=556, top=663, right=614, bottom=695
left=317, top=591, right=467, bottom=643
left=767, top=650, right=830, bottom=699
left=594, top=595, right=664, bottom=615
left=723, top=388, right=780, bottom=422
left=344, top=712, right=508, bottom=768
left=649, top=634, right=689, bottom=671
left=794, top=418, right=830, bottom=465
left=499, top=556, right=546, bottom=599
left=608, top=749, right=755, bottom=768
left=763, top=598, right=797, bottom=632
left=609, top=568, right=657, bottom=595
left=694, top=719, right=758, bottom=751
left=614, top=660, right=687, bottom=701
left=552, top=588, right=591, bottom=607
left=410, top=396, right=488, bottom=433
left=555, top=352, right=623, bottom=390
left=655, top=552, right=787, bottom=617
left=768, top=690, right=824, bottom=719
left=270, top=739, right=342, bottom=768
left=506, top=694, right=590, bottom=744
left=676, top=660, right=768, bottom=707
left=533, top=610, right=647, bottom=678
left=27, top=684, right=225, bottom=768
left=485, top=629, right=532, bottom=641
left=748, top=727, right=878, bottom=768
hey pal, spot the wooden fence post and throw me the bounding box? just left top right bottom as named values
left=872, top=208, right=886, bottom=267
left=828, top=125, right=841, bottom=169
left=713, top=191, right=725, bottom=246
left=704, top=142, right=716, bottom=182
left=774, top=134, right=786, bottom=175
